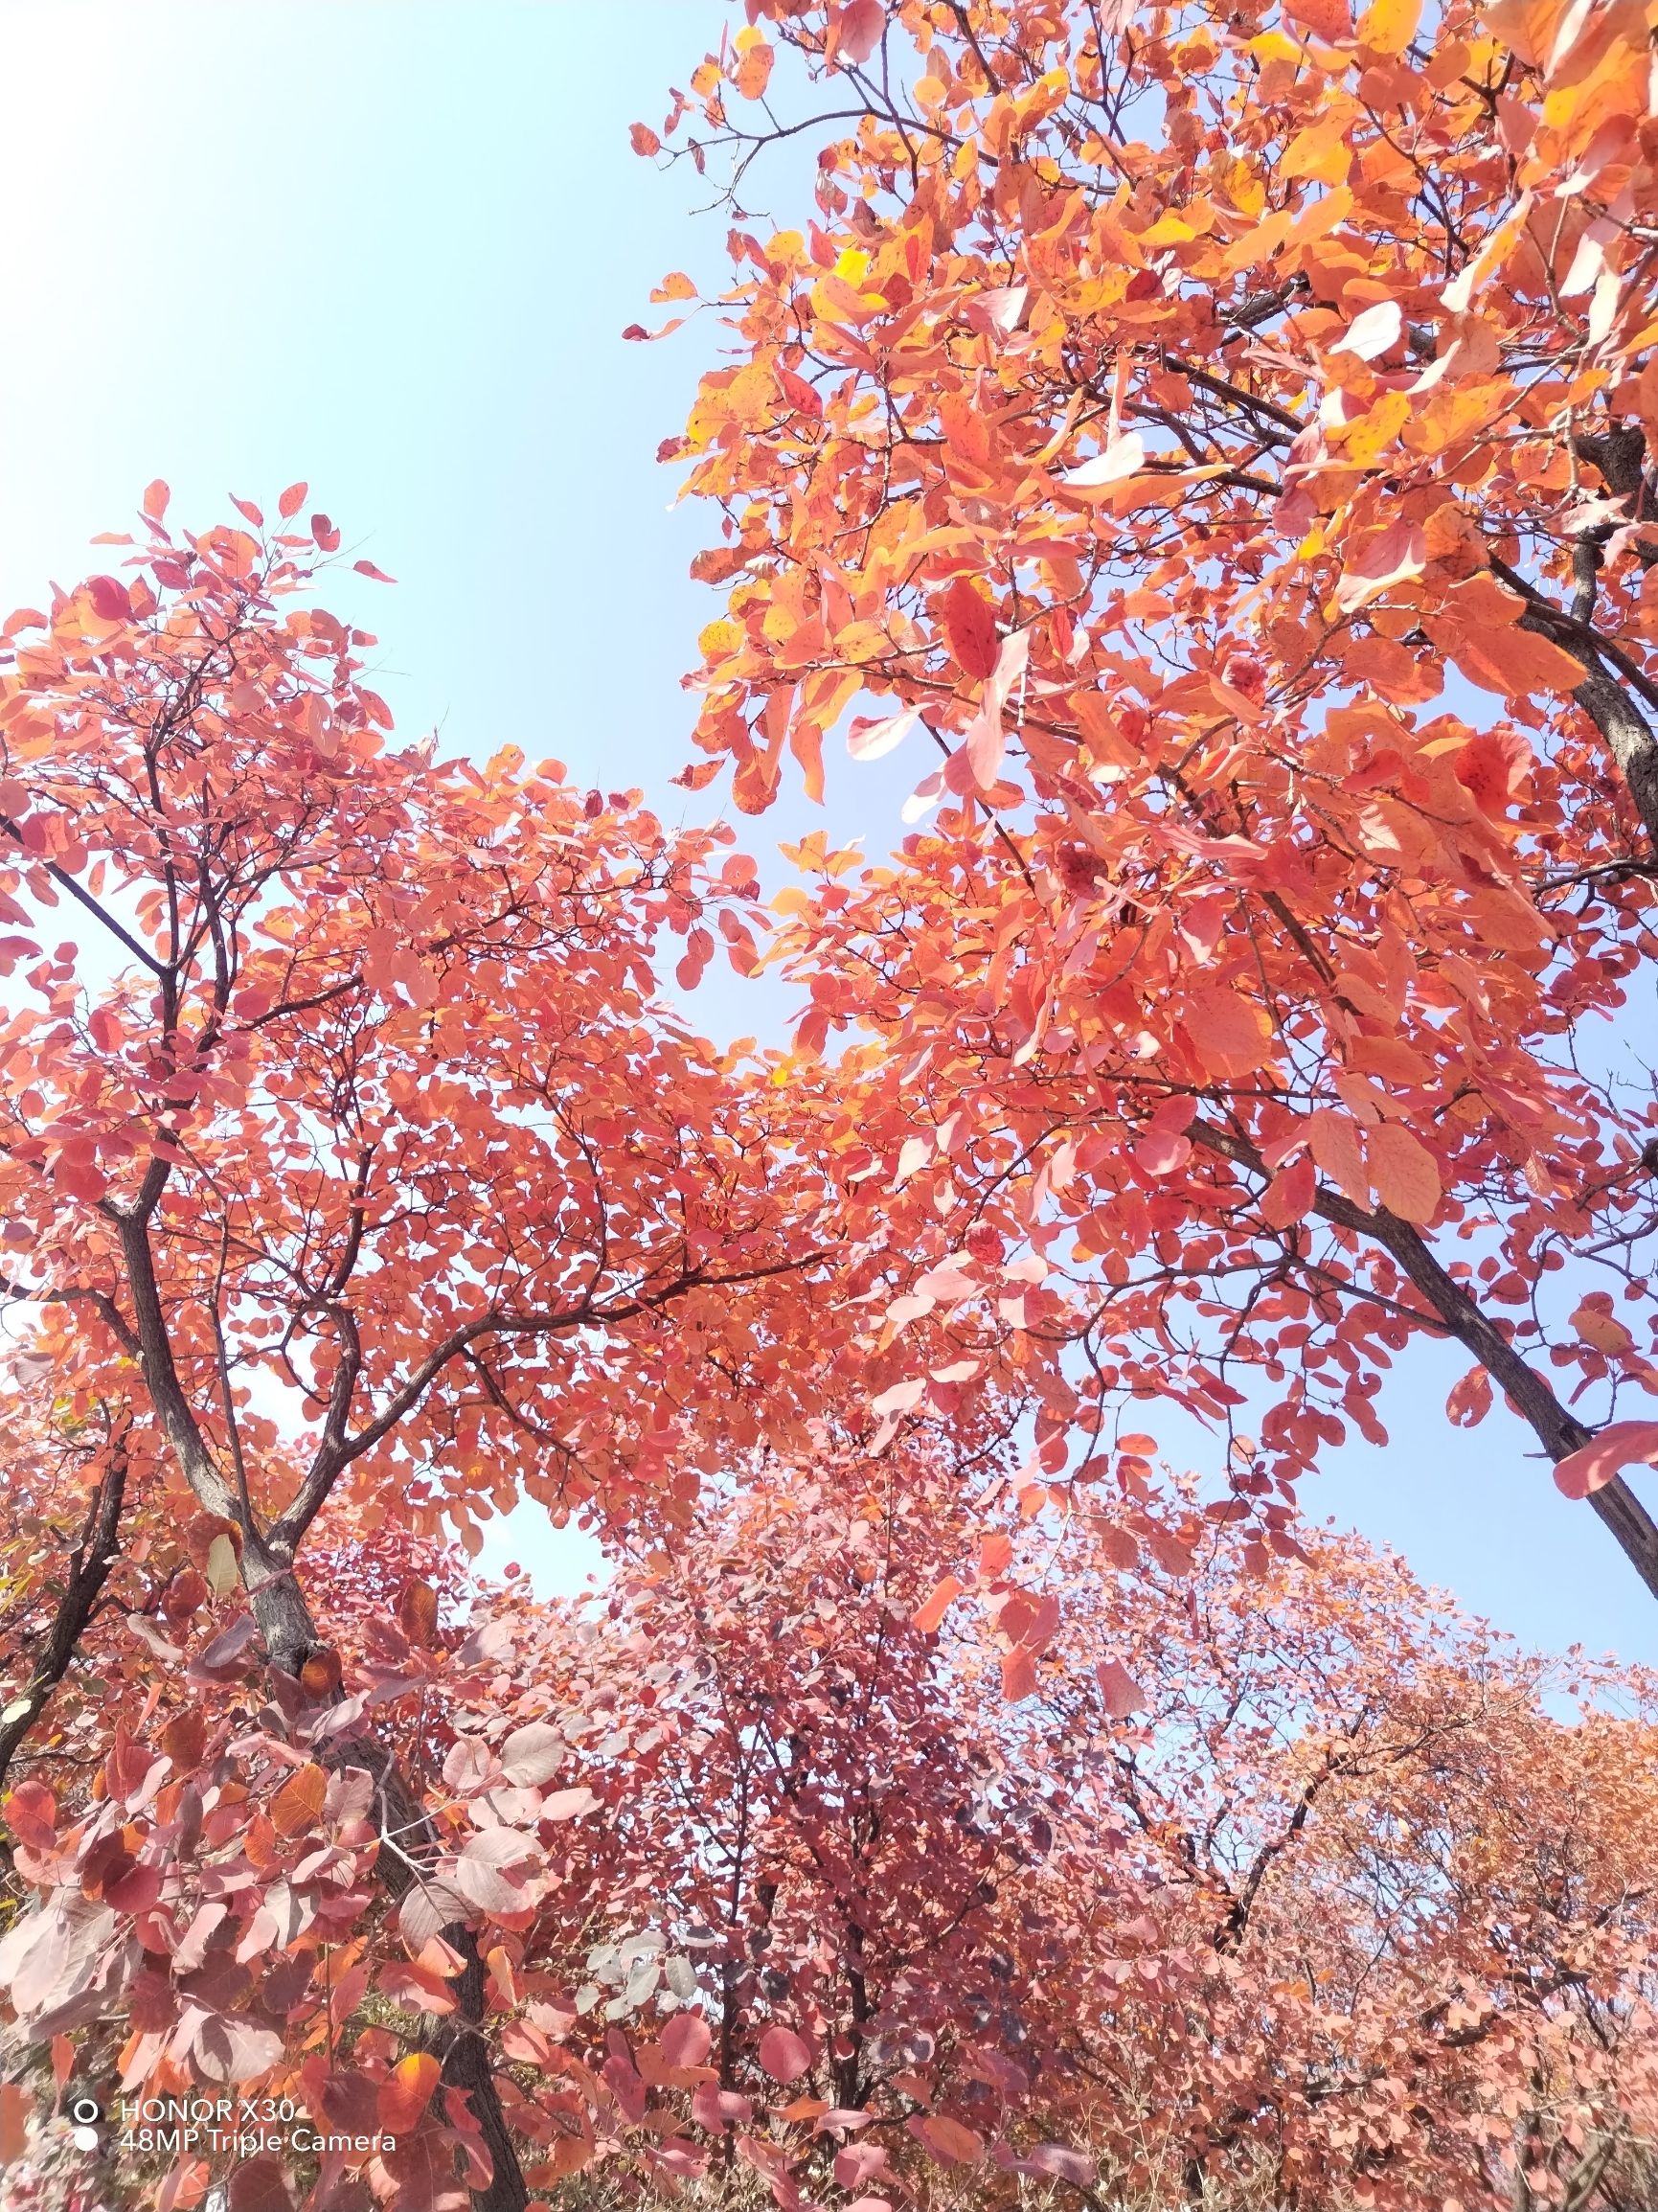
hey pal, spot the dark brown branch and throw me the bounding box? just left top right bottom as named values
left=0, top=1427, right=130, bottom=1791
left=1186, top=1118, right=1658, bottom=1603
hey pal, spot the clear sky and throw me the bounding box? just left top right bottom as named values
left=4, top=2, right=1650, bottom=1665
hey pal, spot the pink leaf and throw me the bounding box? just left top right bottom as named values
left=1030, top=2144, right=1097, bottom=2186
left=1134, top=1131, right=1192, bottom=1178
left=1096, top=1659, right=1144, bottom=1718
left=837, top=0, right=886, bottom=63
left=1554, top=1422, right=1658, bottom=1499
left=759, top=2025, right=814, bottom=2083
left=963, top=285, right=1029, bottom=341
left=540, top=1786, right=600, bottom=1822
left=848, top=703, right=922, bottom=762
left=1334, top=519, right=1425, bottom=613
left=86, top=575, right=131, bottom=622
left=870, top=1376, right=927, bottom=1417
left=663, top=2012, right=713, bottom=2068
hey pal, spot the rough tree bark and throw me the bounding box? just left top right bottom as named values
left=343, top=1740, right=529, bottom=2212
left=0, top=1425, right=129, bottom=1794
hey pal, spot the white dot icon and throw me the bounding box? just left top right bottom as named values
left=72, top=2125, right=98, bottom=2152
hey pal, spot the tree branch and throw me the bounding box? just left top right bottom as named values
left=1186, top=1117, right=1658, bottom=1602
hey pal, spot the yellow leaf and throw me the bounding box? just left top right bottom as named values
left=1572, top=1300, right=1635, bottom=1356
left=1283, top=110, right=1353, bottom=181
left=203, top=1534, right=238, bottom=1600
left=1357, top=0, right=1421, bottom=52
left=1139, top=213, right=1197, bottom=245
left=1339, top=389, right=1413, bottom=467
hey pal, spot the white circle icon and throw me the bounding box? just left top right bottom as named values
left=72, top=2126, right=99, bottom=2152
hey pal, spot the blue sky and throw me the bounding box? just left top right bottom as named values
left=6, top=3, right=1650, bottom=1665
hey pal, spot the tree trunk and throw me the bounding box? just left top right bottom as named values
left=242, top=1545, right=325, bottom=1682
left=268, top=1575, right=530, bottom=2212
left=0, top=1433, right=129, bottom=1795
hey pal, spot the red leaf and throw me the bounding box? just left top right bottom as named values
left=230, top=495, right=264, bottom=528
left=142, top=479, right=170, bottom=523
left=1261, top=1153, right=1316, bottom=1228
left=278, top=482, right=308, bottom=519
left=310, top=513, right=341, bottom=553
left=939, top=579, right=1000, bottom=681
left=3, top=1779, right=55, bottom=1852
left=353, top=559, right=397, bottom=583
left=1446, top=1365, right=1493, bottom=1429
left=228, top=2155, right=293, bottom=2212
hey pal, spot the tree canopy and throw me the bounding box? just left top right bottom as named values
left=6, top=1, right=1658, bottom=2208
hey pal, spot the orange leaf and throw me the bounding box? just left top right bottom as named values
left=908, top=2113, right=984, bottom=2165
left=377, top=2052, right=443, bottom=2136
left=1307, top=1111, right=1369, bottom=1208
left=269, top=1763, right=328, bottom=1839
left=397, top=1579, right=440, bottom=1649
left=1185, top=990, right=1273, bottom=1077
left=1366, top=1124, right=1441, bottom=1224
left=912, top=1574, right=964, bottom=1634
left=300, top=1647, right=343, bottom=1699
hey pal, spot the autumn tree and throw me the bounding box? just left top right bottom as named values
left=640, top=0, right=1658, bottom=1597
left=6, top=1420, right=1656, bottom=2212
left=0, top=487, right=885, bottom=2207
